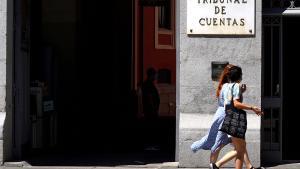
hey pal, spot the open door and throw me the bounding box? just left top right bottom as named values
left=12, top=0, right=176, bottom=164
left=262, top=2, right=300, bottom=163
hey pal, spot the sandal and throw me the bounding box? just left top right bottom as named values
left=209, top=163, right=219, bottom=169
left=250, top=166, right=265, bottom=169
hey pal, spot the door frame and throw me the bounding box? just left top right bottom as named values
left=11, top=0, right=31, bottom=159
left=262, top=8, right=300, bottom=163
left=261, top=13, right=283, bottom=163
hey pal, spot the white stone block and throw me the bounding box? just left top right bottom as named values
left=0, top=112, right=5, bottom=139
left=0, top=40, right=5, bottom=60
left=0, top=12, right=6, bottom=61
left=0, top=61, right=5, bottom=86
left=0, top=12, right=6, bottom=35
left=0, top=140, right=2, bottom=163
left=0, top=0, right=6, bottom=12
left=0, top=87, right=5, bottom=112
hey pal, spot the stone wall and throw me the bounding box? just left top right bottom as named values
left=0, top=0, right=6, bottom=163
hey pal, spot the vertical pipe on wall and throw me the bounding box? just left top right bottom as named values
left=5, top=0, right=14, bottom=161
left=175, top=0, right=179, bottom=162
left=140, top=4, right=144, bottom=83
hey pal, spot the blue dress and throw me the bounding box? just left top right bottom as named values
left=191, top=83, right=241, bottom=153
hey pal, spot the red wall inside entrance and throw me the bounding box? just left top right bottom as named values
left=143, top=7, right=176, bottom=85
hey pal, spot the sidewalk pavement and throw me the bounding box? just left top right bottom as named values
left=1, top=161, right=300, bottom=169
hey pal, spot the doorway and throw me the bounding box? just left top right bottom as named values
left=13, top=0, right=176, bottom=164
left=282, top=16, right=300, bottom=161
left=262, top=15, right=282, bottom=163
left=262, top=9, right=300, bottom=163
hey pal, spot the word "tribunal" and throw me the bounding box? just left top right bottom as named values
left=198, top=0, right=247, bottom=4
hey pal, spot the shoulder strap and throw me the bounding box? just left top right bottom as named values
left=230, top=83, right=236, bottom=103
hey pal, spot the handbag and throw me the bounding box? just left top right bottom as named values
left=219, top=83, right=247, bottom=139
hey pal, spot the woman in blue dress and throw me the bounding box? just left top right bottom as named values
left=191, top=64, right=263, bottom=169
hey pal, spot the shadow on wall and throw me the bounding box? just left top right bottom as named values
left=157, top=69, right=171, bottom=84
left=156, top=68, right=176, bottom=117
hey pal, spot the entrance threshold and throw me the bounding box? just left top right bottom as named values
left=6, top=151, right=174, bottom=167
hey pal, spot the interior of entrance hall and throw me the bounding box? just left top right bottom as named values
left=14, top=0, right=176, bottom=163
left=282, top=16, right=300, bottom=160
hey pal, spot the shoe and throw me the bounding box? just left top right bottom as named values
left=256, top=167, right=265, bottom=169
left=250, top=166, right=265, bottom=169
left=209, top=163, right=219, bottom=169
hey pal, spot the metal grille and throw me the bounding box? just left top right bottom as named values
left=263, top=16, right=281, bottom=26
left=263, top=0, right=300, bottom=8
left=262, top=108, right=281, bottom=151
left=262, top=15, right=282, bottom=153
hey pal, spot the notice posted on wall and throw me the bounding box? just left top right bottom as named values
left=187, top=0, right=255, bottom=35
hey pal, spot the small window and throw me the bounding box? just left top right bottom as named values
left=158, top=0, right=171, bottom=30
left=155, top=0, right=175, bottom=49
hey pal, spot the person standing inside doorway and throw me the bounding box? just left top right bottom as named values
left=142, top=67, right=160, bottom=150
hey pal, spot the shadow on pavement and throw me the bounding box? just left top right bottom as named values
left=24, top=150, right=174, bottom=166
left=262, top=161, right=300, bottom=168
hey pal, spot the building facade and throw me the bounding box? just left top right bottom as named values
left=178, top=0, right=261, bottom=167
left=0, top=0, right=300, bottom=167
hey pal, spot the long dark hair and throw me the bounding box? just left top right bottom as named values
left=216, top=64, right=234, bottom=97
left=228, top=66, right=242, bottom=83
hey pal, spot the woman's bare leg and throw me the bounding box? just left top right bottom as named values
left=210, top=144, right=225, bottom=163
left=231, top=137, right=246, bottom=169
left=215, top=149, right=237, bottom=167
left=215, top=147, right=253, bottom=169
left=244, top=149, right=253, bottom=169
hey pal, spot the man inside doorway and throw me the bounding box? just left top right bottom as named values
left=142, top=67, right=160, bottom=151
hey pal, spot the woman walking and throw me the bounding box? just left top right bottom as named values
left=211, top=65, right=263, bottom=169
left=191, top=64, right=263, bottom=169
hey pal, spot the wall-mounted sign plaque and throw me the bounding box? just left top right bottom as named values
left=187, top=0, right=255, bottom=35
